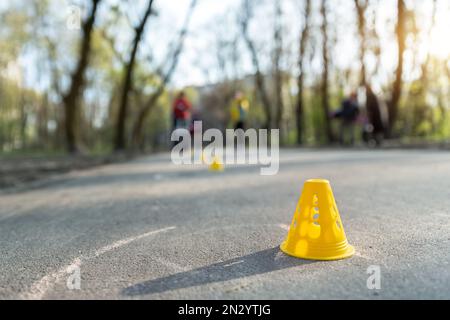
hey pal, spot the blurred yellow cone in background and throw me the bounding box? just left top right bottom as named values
left=209, top=156, right=224, bottom=172
left=201, top=151, right=207, bottom=164
left=280, top=179, right=354, bottom=261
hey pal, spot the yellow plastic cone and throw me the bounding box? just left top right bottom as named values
left=209, top=156, right=224, bottom=172
left=280, top=179, right=354, bottom=261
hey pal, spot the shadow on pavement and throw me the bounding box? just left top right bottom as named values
left=122, top=246, right=316, bottom=297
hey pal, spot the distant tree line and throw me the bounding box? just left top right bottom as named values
left=0, top=0, right=449, bottom=154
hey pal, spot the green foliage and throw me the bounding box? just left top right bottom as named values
left=0, top=76, right=56, bottom=152
left=0, top=10, right=30, bottom=67
left=143, top=91, right=171, bottom=151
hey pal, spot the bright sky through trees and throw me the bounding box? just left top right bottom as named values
left=2, top=0, right=449, bottom=90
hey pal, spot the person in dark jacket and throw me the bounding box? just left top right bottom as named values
left=333, top=92, right=360, bottom=146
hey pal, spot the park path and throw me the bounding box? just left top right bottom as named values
left=0, top=149, right=449, bottom=299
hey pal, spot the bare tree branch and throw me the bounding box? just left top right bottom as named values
left=114, top=0, right=155, bottom=151
left=131, top=0, right=198, bottom=150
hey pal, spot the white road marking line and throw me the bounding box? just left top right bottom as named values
left=223, top=260, right=244, bottom=267
left=20, top=258, right=82, bottom=300
left=20, top=226, right=176, bottom=300
left=94, top=226, right=176, bottom=257
left=278, top=224, right=290, bottom=231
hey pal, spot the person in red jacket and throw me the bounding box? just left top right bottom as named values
left=172, top=91, right=192, bottom=131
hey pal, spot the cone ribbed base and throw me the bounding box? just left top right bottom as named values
left=280, top=242, right=354, bottom=261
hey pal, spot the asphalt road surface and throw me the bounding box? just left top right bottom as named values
left=1, top=149, right=449, bottom=299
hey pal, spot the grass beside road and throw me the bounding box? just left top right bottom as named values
left=0, top=150, right=134, bottom=191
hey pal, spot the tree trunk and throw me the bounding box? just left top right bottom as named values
left=354, top=0, right=384, bottom=135
left=114, top=0, right=154, bottom=151
left=354, top=0, right=368, bottom=87
left=37, top=93, right=49, bottom=148
left=132, top=86, right=164, bottom=150
left=19, top=93, right=27, bottom=149
left=241, top=0, right=273, bottom=130
left=388, top=0, right=406, bottom=137
left=320, top=0, right=333, bottom=143
left=296, top=0, right=311, bottom=145
left=273, top=0, right=284, bottom=135
left=62, top=0, right=101, bottom=153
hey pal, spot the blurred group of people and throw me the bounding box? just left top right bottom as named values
left=171, top=89, right=382, bottom=147
left=171, top=91, right=250, bottom=134
left=332, top=90, right=384, bottom=147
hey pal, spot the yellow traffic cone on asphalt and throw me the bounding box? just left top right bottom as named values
left=209, top=156, right=224, bottom=172
left=280, top=179, right=354, bottom=260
